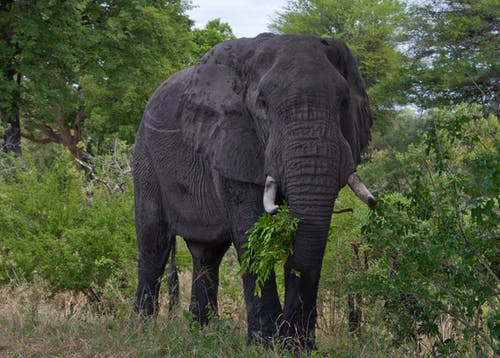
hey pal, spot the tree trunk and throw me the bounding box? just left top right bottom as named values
left=21, top=110, right=85, bottom=159
left=347, top=242, right=368, bottom=333
left=1, top=1, right=22, bottom=154
left=1, top=70, right=21, bottom=155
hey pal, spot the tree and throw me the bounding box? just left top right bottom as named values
left=191, top=19, right=235, bottom=64
left=270, top=0, right=407, bottom=134
left=0, top=0, right=21, bottom=154
left=404, top=0, right=500, bottom=114
left=81, top=0, right=194, bottom=143
left=0, top=0, right=193, bottom=155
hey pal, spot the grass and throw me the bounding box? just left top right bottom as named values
left=0, top=281, right=264, bottom=357
left=0, top=243, right=480, bottom=357
left=0, top=275, right=419, bottom=358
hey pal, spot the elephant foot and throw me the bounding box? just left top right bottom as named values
left=134, top=291, right=160, bottom=317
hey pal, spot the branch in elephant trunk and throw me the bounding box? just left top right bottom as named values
left=333, top=208, right=354, bottom=214
left=347, top=172, right=376, bottom=208
left=263, top=175, right=279, bottom=214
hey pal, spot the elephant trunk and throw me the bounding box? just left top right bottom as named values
left=286, top=180, right=336, bottom=271
left=282, top=123, right=339, bottom=271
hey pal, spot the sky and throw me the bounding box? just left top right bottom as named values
left=187, top=0, right=289, bottom=39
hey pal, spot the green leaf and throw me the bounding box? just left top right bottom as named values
left=240, top=202, right=300, bottom=296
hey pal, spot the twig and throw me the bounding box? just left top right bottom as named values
left=441, top=307, right=495, bottom=351
left=333, top=208, right=354, bottom=214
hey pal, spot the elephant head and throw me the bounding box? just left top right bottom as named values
left=181, top=34, right=374, bottom=268
left=178, top=33, right=375, bottom=346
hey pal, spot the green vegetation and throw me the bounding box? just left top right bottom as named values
left=0, top=0, right=194, bottom=153
left=403, top=0, right=499, bottom=112
left=0, top=0, right=498, bottom=356
left=0, top=144, right=137, bottom=301
left=361, top=105, right=499, bottom=354
left=240, top=203, right=300, bottom=297
left=191, top=19, right=236, bottom=64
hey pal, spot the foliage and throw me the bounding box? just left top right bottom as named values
left=240, top=203, right=300, bottom=297
left=80, top=0, right=194, bottom=142
left=360, top=104, right=499, bottom=354
left=0, top=143, right=137, bottom=299
left=403, top=0, right=500, bottom=113
left=362, top=108, right=427, bottom=192
left=191, top=19, right=235, bottom=64
left=320, top=188, right=370, bottom=291
left=0, top=0, right=194, bottom=149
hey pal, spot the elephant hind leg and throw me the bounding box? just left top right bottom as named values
left=134, top=217, right=173, bottom=316
left=185, top=239, right=231, bottom=325
left=134, top=163, right=174, bottom=316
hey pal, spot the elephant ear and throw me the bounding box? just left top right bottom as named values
left=324, top=39, right=373, bottom=164
left=179, top=58, right=265, bottom=185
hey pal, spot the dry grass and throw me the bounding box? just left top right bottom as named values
left=0, top=278, right=407, bottom=358
left=0, top=276, right=269, bottom=358
left=1, top=263, right=470, bottom=358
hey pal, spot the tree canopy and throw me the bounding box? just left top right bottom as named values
left=403, top=0, right=499, bottom=114
left=0, top=0, right=194, bottom=154
left=191, top=18, right=235, bottom=64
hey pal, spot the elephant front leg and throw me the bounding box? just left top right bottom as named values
left=222, top=179, right=283, bottom=345
left=279, top=264, right=321, bottom=350
left=239, top=266, right=282, bottom=345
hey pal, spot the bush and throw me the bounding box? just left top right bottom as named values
left=360, top=104, right=499, bottom=354
left=0, top=144, right=137, bottom=300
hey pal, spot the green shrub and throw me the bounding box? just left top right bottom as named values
left=361, top=104, right=499, bottom=354
left=0, top=144, right=137, bottom=300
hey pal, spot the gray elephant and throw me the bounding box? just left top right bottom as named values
left=133, top=33, right=375, bottom=349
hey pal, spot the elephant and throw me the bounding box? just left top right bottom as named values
left=132, top=33, right=375, bottom=349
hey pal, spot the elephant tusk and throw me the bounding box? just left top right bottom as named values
left=347, top=172, right=376, bottom=208
left=263, top=176, right=279, bottom=214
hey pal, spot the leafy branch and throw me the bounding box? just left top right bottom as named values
left=240, top=202, right=300, bottom=297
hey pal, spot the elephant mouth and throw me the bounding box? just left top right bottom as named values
left=263, top=172, right=375, bottom=214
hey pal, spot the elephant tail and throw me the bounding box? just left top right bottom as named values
left=167, top=237, right=179, bottom=313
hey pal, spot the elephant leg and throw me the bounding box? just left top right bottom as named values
left=134, top=220, right=172, bottom=316
left=133, top=163, right=173, bottom=316
left=279, top=264, right=321, bottom=350
left=222, top=179, right=283, bottom=345
left=186, top=239, right=231, bottom=325
left=239, top=262, right=282, bottom=346
left=134, top=222, right=173, bottom=316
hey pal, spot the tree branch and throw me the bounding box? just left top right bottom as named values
left=441, top=307, right=495, bottom=351
left=20, top=132, right=53, bottom=144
